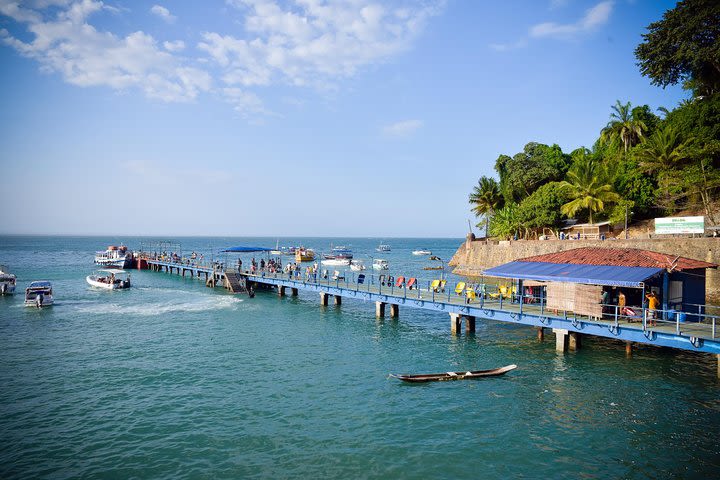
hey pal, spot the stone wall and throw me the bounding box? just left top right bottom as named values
left=449, top=237, right=720, bottom=302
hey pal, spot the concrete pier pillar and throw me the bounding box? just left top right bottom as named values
left=553, top=328, right=568, bottom=353
left=625, top=341, right=633, bottom=357
left=334, top=295, right=342, bottom=306
left=465, top=316, right=476, bottom=334
left=375, top=301, right=386, bottom=318
left=291, top=288, right=298, bottom=296
left=450, top=313, right=461, bottom=335
left=537, top=327, right=545, bottom=342
left=390, top=304, right=399, bottom=318
left=279, top=286, right=286, bottom=297
left=568, top=332, right=582, bottom=351
left=320, top=292, right=328, bottom=306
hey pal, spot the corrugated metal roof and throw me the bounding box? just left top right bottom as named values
left=520, top=247, right=716, bottom=271
left=483, top=261, right=664, bottom=287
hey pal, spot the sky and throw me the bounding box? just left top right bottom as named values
left=0, top=0, right=687, bottom=237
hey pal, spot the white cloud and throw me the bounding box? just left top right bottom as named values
left=150, top=4, right=176, bottom=23
left=491, top=0, right=613, bottom=52
left=200, top=0, right=444, bottom=91
left=163, top=39, right=185, bottom=52
left=0, top=0, right=209, bottom=102
left=383, top=119, right=423, bottom=138
left=530, top=1, right=613, bottom=38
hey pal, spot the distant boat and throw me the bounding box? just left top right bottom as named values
left=0, top=265, right=16, bottom=295
left=95, top=245, right=131, bottom=268
left=86, top=270, right=131, bottom=290
left=321, top=258, right=350, bottom=266
left=295, top=248, right=315, bottom=262
left=390, top=364, right=517, bottom=383
left=323, top=246, right=353, bottom=260
left=350, top=260, right=366, bottom=271
left=376, top=243, right=391, bottom=252
left=412, top=249, right=432, bottom=256
left=25, top=281, right=53, bottom=308
left=372, top=259, right=389, bottom=270
left=270, top=239, right=283, bottom=256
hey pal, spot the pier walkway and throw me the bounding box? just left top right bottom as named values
left=140, top=257, right=720, bottom=356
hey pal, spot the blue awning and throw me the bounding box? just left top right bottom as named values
left=483, top=261, right=664, bottom=287
left=222, top=246, right=273, bottom=253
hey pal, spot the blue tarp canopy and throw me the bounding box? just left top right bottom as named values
left=483, top=261, right=664, bottom=287
left=222, top=246, right=273, bottom=253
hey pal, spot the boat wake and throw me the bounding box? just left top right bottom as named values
left=72, top=295, right=243, bottom=316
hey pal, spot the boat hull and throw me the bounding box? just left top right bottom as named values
left=390, top=364, right=517, bottom=383
left=86, top=275, right=131, bottom=290
left=321, top=259, right=350, bottom=266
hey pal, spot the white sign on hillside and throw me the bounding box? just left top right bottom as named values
left=655, top=216, right=705, bottom=235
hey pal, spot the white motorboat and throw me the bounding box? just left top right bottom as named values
left=25, top=281, right=53, bottom=307
left=321, top=258, right=351, bottom=266
left=323, top=246, right=353, bottom=260
left=86, top=269, right=131, bottom=290
left=0, top=265, right=16, bottom=295
left=372, top=259, right=389, bottom=270
left=350, top=260, right=366, bottom=271
left=376, top=243, right=391, bottom=252
left=412, top=249, right=432, bottom=256
left=95, top=245, right=131, bottom=268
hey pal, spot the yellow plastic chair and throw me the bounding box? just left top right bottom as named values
left=439, top=280, right=447, bottom=292
left=466, top=287, right=476, bottom=302
left=430, top=279, right=441, bottom=292
left=455, top=282, right=466, bottom=295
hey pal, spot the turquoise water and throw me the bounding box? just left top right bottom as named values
left=1, top=236, right=719, bottom=479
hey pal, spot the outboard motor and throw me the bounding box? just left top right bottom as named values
left=36, top=293, right=44, bottom=308
left=1, top=283, right=6, bottom=294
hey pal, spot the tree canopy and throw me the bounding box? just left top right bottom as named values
left=635, top=0, right=720, bottom=96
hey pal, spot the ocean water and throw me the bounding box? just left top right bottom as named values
left=0, top=235, right=718, bottom=479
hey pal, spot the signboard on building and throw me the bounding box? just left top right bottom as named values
left=654, top=216, right=705, bottom=235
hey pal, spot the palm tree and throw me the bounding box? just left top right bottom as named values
left=600, top=100, right=647, bottom=153
left=468, top=176, right=504, bottom=237
left=636, top=125, right=694, bottom=174
left=559, top=155, right=620, bottom=224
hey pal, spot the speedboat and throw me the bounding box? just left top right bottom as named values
left=350, top=260, right=366, bottom=271
left=376, top=243, right=391, bottom=252
left=95, top=245, right=131, bottom=268
left=86, top=269, right=131, bottom=290
left=321, top=258, right=351, bottom=266
left=25, top=281, right=53, bottom=307
left=0, top=265, right=16, bottom=295
left=372, top=259, right=389, bottom=270
left=412, top=249, right=432, bottom=256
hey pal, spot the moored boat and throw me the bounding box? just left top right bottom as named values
left=321, top=258, right=350, bottom=266
left=25, top=281, right=53, bottom=307
left=295, top=247, right=316, bottom=262
left=372, top=259, right=389, bottom=270
left=412, top=249, right=432, bottom=256
left=376, top=243, right=391, bottom=252
left=95, top=245, right=131, bottom=268
left=350, top=260, right=366, bottom=271
left=86, top=270, right=131, bottom=290
left=0, top=265, right=16, bottom=295
left=323, top=246, right=353, bottom=260
left=390, top=364, right=517, bottom=383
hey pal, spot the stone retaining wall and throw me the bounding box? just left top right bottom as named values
left=449, top=237, right=720, bottom=302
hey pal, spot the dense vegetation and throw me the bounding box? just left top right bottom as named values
left=470, top=0, right=720, bottom=239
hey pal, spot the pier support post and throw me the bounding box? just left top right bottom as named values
left=717, top=354, right=720, bottom=379
left=375, top=301, right=386, bottom=318
left=334, top=295, right=342, bottom=306
left=625, top=341, right=633, bottom=357
left=465, top=316, right=476, bottom=334
left=450, top=313, right=461, bottom=335
left=390, top=304, right=399, bottom=318
left=537, top=327, right=545, bottom=342
left=568, top=332, right=582, bottom=351
left=320, top=292, right=328, bottom=306
left=291, top=288, right=298, bottom=296
left=553, top=328, right=568, bottom=353
left=279, top=286, right=286, bottom=297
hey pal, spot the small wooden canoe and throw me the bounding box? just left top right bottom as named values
left=390, top=364, right=517, bottom=383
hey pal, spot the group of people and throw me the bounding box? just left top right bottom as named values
left=600, top=287, right=660, bottom=326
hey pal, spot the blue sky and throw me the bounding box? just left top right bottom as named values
left=0, top=0, right=686, bottom=237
